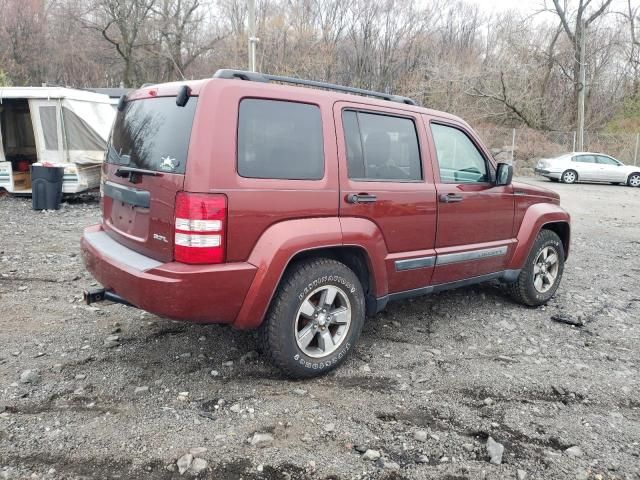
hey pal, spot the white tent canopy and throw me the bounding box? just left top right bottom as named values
left=0, top=87, right=115, bottom=165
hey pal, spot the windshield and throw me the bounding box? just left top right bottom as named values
left=108, top=96, right=198, bottom=174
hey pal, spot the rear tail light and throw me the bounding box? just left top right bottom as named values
left=174, top=192, right=226, bottom=264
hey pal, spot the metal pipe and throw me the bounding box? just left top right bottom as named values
left=576, top=19, right=587, bottom=152
left=247, top=0, right=257, bottom=72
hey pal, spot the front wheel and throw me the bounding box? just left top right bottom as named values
left=561, top=170, right=578, bottom=184
left=259, top=258, right=365, bottom=378
left=627, top=172, right=640, bottom=187
left=508, top=230, right=565, bottom=307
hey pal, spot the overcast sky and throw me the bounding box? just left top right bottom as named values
left=465, top=0, right=633, bottom=15
left=466, top=0, right=541, bottom=12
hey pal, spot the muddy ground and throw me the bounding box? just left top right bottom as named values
left=0, top=178, right=639, bottom=480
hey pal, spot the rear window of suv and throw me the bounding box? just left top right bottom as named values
left=107, top=96, right=198, bottom=174
left=237, top=99, right=324, bottom=180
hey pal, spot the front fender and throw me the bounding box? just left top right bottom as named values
left=509, top=203, right=571, bottom=269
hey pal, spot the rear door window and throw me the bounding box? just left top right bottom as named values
left=596, top=155, right=619, bottom=165
left=108, top=96, right=198, bottom=174
left=237, top=99, right=324, bottom=180
left=342, top=110, right=422, bottom=181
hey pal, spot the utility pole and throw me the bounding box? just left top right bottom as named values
left=247, top=0, right=258, bottom=72
left=576, top=19, right=587, bottom=152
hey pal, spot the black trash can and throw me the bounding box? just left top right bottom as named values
left=31, top=165, right=64, bottom=210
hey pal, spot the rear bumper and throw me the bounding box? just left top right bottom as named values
left=80, top=224, right=257, bottom=324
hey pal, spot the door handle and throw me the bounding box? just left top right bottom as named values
left=439, top=193, right=463, bottom=203
left=346, top=193, right=377, bottom=204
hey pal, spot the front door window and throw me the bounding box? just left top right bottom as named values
left=431, top=123, right=488, bottom=183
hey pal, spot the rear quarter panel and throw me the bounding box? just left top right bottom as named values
left=184, top=80, right=340, bottom=263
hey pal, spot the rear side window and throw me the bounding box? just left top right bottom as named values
left=343, top=110, right=422, bottom=181
left=108, top=96, right=198, bottom=174
left=238, top=99, right=324, bottom=180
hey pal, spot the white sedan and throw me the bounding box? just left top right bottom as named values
left=535, top=152, right=640, bottom=187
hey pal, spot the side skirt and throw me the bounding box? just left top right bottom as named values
left=370, top=269, right=521, bottom=314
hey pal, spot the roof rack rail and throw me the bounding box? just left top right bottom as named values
left=212, top=69, right=417, bottom=106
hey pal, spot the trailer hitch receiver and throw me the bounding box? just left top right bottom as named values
left=84, top=287, right=106, bottom=304
left=83, top=287, right=135, bottom=308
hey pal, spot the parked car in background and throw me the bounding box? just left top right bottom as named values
left=535, top=152, right=640, bottom=187
left=81, top=69, right=571, bottom=378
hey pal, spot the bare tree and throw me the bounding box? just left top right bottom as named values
left=547, top=0, right=614, bottom=122
left=152, top=0, right=225, bottom=81
left=0, top=0, right=47, bottom=84
left=79, top=0, right=157, bottom=87
left=0, top=0, right=636, bottom=134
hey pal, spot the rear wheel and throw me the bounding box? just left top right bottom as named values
left=561, top=170, right=578, bottom=184
left=508, top=230, right=565, bottom=307
left=627, top=172, right=640, bottom=187
left=259, top=258, right=365, bottom=378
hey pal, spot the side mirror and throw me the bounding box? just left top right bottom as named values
left=496, top=163, right=513, bottom=186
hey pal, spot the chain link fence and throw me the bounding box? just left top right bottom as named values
left=474, top=126, right=640, bottom=175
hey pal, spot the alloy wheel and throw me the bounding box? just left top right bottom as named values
left=629, top=174, right=640, bottom=187
left=294, top=285, right=351, bottom=358
left=562, top=171, right=576, bottom=183
left=532, top=246, right=560, bottom=293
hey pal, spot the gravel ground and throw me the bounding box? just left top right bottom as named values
left=0, top=177, right=639, bottom=480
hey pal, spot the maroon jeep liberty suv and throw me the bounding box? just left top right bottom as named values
left=81, top=69, right=570, bottom=378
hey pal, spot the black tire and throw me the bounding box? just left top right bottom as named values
left=508, top=229, right=565, bottom=307
left=259, top=258, right=365, bottom=378
left=561, top=170, right=578, bottom=184
left=627, top=172, right=640, bottom=187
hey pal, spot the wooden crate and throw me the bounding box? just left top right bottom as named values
left=12, top=171, right=31, bottom=190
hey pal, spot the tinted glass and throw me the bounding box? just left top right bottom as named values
left=238, top=99, right=324, bottom=180
left=574, top=155, right=595, bottom=163
left=39, top=106, right=58, bottom=150
left=343, top=110, right=365, bottom=178
left=343, top=110, right=422, bottom=181
left=108, top=97, right=198, bottom=174
left=431, top=124, right=488, bottom=183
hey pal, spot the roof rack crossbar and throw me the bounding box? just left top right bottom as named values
left=213, top=69, right=417, bottom=106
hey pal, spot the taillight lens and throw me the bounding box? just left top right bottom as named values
left=174, top=192, right=226, bottom=264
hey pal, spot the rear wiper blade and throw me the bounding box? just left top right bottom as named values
left=115, top=166, right=161, bottom=177
left=107, top=144, right=129, bottom=165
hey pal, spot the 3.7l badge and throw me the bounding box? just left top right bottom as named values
left=153, top=233, right=168, bottom=243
